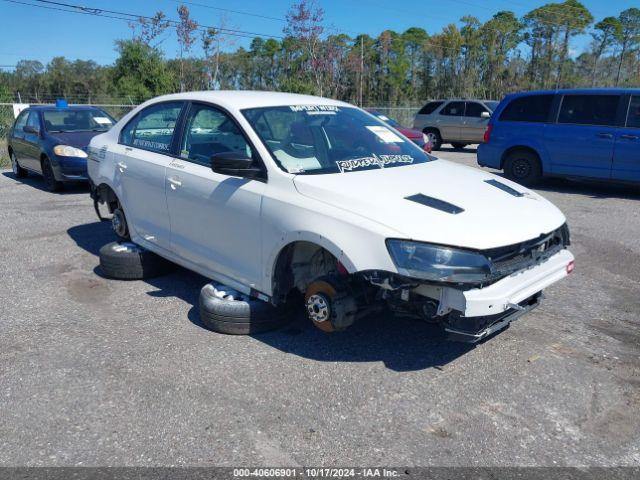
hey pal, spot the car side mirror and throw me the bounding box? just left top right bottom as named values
left=23, top=125, right=39, bottom=134
left=210, top=152, right=263, bottom=179
left=481, top=111, right=491, bottom=119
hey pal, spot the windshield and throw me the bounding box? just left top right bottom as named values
left=243, top=105, right=435, bottom=175
left=485, top=101, right=499, bottom=112
left=43, top=109, right=115, bottom=132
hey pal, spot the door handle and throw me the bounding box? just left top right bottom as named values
left=117, top=161, right=127, bottom=172
left=168, top=176, right=182, bottom=190
left=597, top=133, right=613, bottom=139
left=620, top=134, right=639, bottom=140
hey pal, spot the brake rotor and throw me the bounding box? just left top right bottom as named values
left=304, top=279, right=338, bottom=332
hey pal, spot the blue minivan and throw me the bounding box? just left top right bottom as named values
left=477, top=89, right=640, bottom=186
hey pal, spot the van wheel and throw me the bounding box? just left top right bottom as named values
left=199, top=283, right=291, bottom=335
left=10, top=151, right=27, bottom=178
left=504, top=150, right=542, bottom=187
left=451, top=143, right=467, bottom=150
left=42, top=157, right=62, bottom=192
left=423, top=129, right=442, bottom=151
left=99, top=241, right=175, bottom=280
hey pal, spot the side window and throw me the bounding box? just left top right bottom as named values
left=626, top=95, right=640, bottom=128
left=180, top=104, right=252, bottom=166
left=13, top=110, right=29, bottom=133
left=499, top=94, right=554, bottom=123
left=440, top=101, right=465, bottom=116
left=418, top=101, right=443, bottom=115
left=558, top=95, right=620, bottom=127
left=26, top=112, right=40, bottom=131
left=465, top=102, right=489, bottom=118
left=120, top=102, right=183, bottom=154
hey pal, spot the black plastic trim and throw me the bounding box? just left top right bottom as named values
left=405, top=194, right=464, bottom=214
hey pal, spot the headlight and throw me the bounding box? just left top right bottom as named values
left=54, top=145, right=88, bottom=158
left=386, top=239, right=493, bottom=283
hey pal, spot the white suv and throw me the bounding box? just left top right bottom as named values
left=88, top=91, right=574, bottom=342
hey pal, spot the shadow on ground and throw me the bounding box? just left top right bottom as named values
left=67, top=221, right=474, bottom=372
left=2, top=171, right=90, bottom=195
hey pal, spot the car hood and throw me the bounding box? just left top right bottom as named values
left=48, top=131, right=106, bottom=150
left=292, top=159, right=566, bottom=250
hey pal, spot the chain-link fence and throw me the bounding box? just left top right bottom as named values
left=0, top=103, right=135, bottom=168
left=1, top=102, right=423, bottom=168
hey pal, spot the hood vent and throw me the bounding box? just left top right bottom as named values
left=405, top=194, right=464, bottom=214
left=485, top=179, right=524, bottom=197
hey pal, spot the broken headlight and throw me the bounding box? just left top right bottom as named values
left=386, top=239, right=493, bottom=283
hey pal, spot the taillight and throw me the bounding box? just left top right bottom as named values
left=566, top=260, right=575, bottom=274
left=483, top=124, right=493, bottom=143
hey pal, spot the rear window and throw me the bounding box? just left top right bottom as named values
left=418, top=101, right=443, bottom=115
left=499, top=95, right=554, bottom=123
left=558, top=94, right=619, bottom=127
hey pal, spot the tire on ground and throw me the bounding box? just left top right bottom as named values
left=199, top=283, right=291, bottom=335
left=99, top=241, right=175, bottom=280
left=503, top=149, right=542, bottom=187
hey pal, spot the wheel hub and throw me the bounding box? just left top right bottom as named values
left=112, top=210, right=127, bottom=238
left=11, top=153, right=18, bottom=175
left=513, top=159, right=531, bottom=178
left=306, top=293, right=330, bottom=323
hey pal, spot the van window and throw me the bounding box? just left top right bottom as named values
left=440, top=101, right=465, bottom=116
left=120, top=102, right=183, bottom=154
left=499, top=95, right=554, bottom=123
left=418, top=101, right=443, bottom=115
left=626, top=95, right=640, bottom=128
left=558, top=95, right=619, bottom=127
left=13, top=110, right=29, bottom=133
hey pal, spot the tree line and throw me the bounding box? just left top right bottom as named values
left=1, top=0, right=639, bottom=108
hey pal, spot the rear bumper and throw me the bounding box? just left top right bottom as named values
left=476, top=143, right=502, bottom=168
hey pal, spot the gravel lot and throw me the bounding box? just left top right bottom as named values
left=0, top=148, right=639, bottom=467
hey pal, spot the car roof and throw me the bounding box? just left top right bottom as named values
left=508, top=88, right=640, bottom=97
left=139, top=90, right=351, bottom=111
left=27, top=105, right=105, bottom=111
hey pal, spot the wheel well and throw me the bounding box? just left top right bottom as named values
left=7, top=146, right=12, bottom=156
left=95, top=183, right=120, bottom=214
left=501, top=146, right=541, bottom=171
left=422, top=126, right=440, bottom=135
left=271, top=241, right=341, bottom=305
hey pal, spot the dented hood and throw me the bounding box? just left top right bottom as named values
left=293, top=159, right=566, bottom=250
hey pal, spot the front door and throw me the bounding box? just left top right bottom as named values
left=462, top=101, right=491, bottom=143
left=612, top=95, right=640, bottom=182
left=22, top=111, right=43, bottom=172
left=543, top=94, right=621, bottom=179
left=165, top=102, right=266, bottom=288
left=114, top=101, right=184, bottom=251
left=435, top=101, right=464, bottom=141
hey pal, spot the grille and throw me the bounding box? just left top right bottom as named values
left=484, top=224, right=570, bottom=277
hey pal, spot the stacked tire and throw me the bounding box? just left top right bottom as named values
left=99, top=241, right=175, bottom=280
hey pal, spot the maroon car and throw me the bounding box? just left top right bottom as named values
left=366, top=109, right=433, bottom=153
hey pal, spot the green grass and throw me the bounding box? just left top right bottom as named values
left=0, top=139, right=8, bottom=168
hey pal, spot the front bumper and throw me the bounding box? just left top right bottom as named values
left=53, top=156, right=88, bottom=182
left=414, top=249, right=573, bottom=318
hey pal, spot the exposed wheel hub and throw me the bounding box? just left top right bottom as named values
left=11, top=153, right=18, bottom=175
left=306, top=293, right=330, bottom=323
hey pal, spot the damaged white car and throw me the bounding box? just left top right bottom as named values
left=88, top=91, right=574, bottom=342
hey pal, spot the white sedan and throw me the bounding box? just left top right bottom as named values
left=88, top=91, right=574, bottom=341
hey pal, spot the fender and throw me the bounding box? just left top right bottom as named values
left=265, top=230, right=359, bottom=297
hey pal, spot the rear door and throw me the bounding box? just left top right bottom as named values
left=462, top=101, right=491, bottom=143
left=113, top=101, right=185, bottom=251
left=543, top=94, right=621, bottom=179
left=436, top=101, right=465, bottom=141
left=611, top=94, right=640, bottom=182
left=10, top=110, right=29, bottom=166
